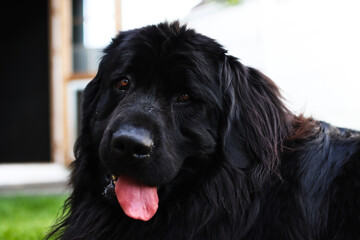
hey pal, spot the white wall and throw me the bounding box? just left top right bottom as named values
left=121, top=0, right=201, bottom=30
left=184, top=0, right=360, bottom=130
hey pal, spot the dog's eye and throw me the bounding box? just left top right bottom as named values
left=177, top=93, right=191, bottom=103
left=115, top=78, right=130, bottom=90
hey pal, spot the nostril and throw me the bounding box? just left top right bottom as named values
left=113, top=141, right=125, bottom=152
left=133, top=145, right=151, bottom=158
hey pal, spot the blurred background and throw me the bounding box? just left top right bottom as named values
left=0, top=0, right=359, bottom=237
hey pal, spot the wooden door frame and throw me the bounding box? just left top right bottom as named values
left=49, top=0, right=122, bottom=165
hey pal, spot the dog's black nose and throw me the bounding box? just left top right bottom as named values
left=111, top=126, right=153, bottom=159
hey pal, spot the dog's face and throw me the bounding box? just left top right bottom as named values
left=78, top=22, right=288, bottom=222
left=85, top=23, right=226, bottom=193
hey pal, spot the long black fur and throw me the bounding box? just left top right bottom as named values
left=47, top=22, right=360, bottom=240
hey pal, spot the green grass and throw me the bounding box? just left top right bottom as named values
left=0, top=194, right=68, bottom=240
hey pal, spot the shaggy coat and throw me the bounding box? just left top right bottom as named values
left=48, top=22, right=360, bottom=240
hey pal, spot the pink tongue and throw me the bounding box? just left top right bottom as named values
left=115, top=176, right=159, bottom=221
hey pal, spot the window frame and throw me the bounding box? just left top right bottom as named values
left=49, top=0, right=122, bottom=165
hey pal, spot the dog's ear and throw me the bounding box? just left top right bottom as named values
left=80, top=31, right=130, bottom=129
left=71, top=60, right=111, bottom=199
left=221, top=55, right=292, bottom=181
left=81, top=71, right=102, bottom=126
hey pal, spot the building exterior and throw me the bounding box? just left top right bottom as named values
left=2, top=0, right=359, bottom=168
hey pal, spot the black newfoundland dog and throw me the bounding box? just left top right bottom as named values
left=48, top=22, right=360, bottom=240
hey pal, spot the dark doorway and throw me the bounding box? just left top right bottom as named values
left=0, top=1, right=51, bottom=163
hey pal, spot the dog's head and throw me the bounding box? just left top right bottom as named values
left=74, top=22, right=292, bottom=221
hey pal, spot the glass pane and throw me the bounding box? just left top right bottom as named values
left=72, top=0, right=116, bottom=73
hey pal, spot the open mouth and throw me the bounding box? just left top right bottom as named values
left=108, top=174, right=159, bottom=221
